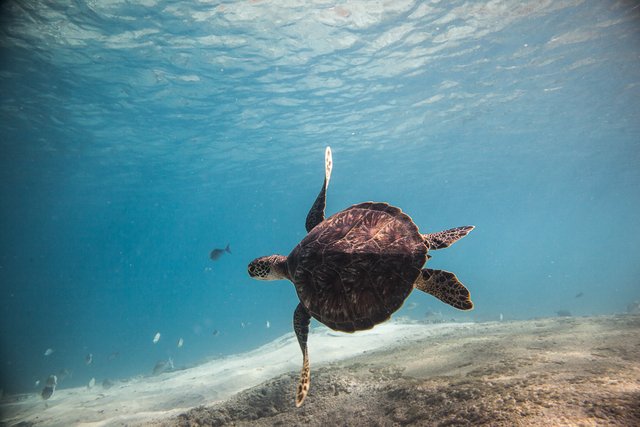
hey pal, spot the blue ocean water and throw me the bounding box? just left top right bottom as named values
left=0, top=0, right=639, bottom=397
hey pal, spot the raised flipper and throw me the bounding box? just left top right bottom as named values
left=305, top=146, right=333, bottom=232
left=293, top=303, right=311, bottom=407
left=415, top=268, right=473, bottom=310
left=423, top=226, right=474, bottom=250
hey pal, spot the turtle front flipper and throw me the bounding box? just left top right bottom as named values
left=422, top=225, right=474, bottom=250
left=293, top=303, right=311, bottom=407
left=305, top=146, right=333, bottom=232
left=415, top=268, right=473, bottom=310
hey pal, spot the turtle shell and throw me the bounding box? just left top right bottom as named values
left=287, top=202, right=427, bottom=333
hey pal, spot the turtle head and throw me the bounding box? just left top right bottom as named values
left=248, top=255, right=289, bottom=280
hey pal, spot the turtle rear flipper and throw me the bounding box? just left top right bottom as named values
left=305, top=146, right=333, bottom=232
left=423, top=226, right=474, bottom=250
left=415, top=268, right=473, bottom=310
left=293, top=303, right=311, bottom=407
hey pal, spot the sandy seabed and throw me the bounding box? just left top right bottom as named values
left=1, top=315, right=639, bottom=426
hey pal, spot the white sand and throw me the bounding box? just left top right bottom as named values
left=0, top=320, right=471, bottom=426
left=5, top=316, right=638, bottom=426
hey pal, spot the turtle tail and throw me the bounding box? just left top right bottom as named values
left=225, top=243, right=231, bottom=254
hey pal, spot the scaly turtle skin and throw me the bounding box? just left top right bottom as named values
left=248, top=147, right=474, bottom=407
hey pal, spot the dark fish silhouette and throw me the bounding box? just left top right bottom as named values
left=152, top=358, right=174, bottom=375
left=575, top=292, right=584, bottom=298
left=210, top=244, right=231, bottom=261
left=41, top=375, right=57, bottom=400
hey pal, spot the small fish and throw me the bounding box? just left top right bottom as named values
left=241, top=322, right=245, bottom=328
left=575, top=292, right=584, bottom=298
left=85, top=353, right=93, bottom=365
left=177, top=337, right=184, bottom=348
left=34, top=380, right=40, bottom=388
left=87, top=377, right=95, bottom=389
left=108, top=351, right=120, bottom=361
left=41, top=375, right=57, bottom=400
left=212, top=329, right=220, bottom=336
left=152, top=357, right=174, bottom=375
left=266, top=320, right=270, bottom=328
left=556, top=310, right=572, bottom=317
left=44, top=348, right=54, bottom=357
left=406, top=302, right=418, bottom=310
left=209, top=244, right=231, bottom=261
left=499, top=313, right=504, bottom=321
left=102, top=378, right=114, bottom=389
left=424, top=308, right=437, bottom=318
left=153, top=332, right=161, bottom=344
left=57, top=368, right=71, bottom=382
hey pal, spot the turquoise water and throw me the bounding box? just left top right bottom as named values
left=1, top=0, right=639, bottom=396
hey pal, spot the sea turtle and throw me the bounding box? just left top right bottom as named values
left=248, top=147, right=474, bottom=406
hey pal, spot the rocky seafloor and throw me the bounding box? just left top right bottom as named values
left=158, top=315, right=640, bottom=427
